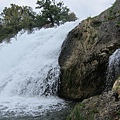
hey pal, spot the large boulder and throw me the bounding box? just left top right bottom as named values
left=58, top=0, right=120, bottom=100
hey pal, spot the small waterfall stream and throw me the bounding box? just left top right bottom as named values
left=105, top=49, right=120, bottom=91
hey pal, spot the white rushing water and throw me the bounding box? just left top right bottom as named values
left=106, top=49, right=120, bottom=91
left=0, top=21, right=79, bottom=117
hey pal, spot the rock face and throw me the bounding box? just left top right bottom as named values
left=113, top=79, right=120, bottom=98
left=67, top=91, right=120, bottom=120
left=58, top=0, right=120, bottom=100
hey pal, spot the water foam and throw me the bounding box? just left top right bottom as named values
left=106, top=49, right=120, bottom=91
left=0, top=21, right=79, bottom=117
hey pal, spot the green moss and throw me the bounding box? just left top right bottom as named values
left=66, top=103, right=86, bottom=120
left=66, top=102, right=99, bottom=120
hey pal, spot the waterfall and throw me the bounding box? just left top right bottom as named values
left=105, top=49, right=120, bottom=91
left=0, top=21, right=79, bottom=117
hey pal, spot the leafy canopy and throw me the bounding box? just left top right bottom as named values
left=0, top=4, right=36, bottom=42
left=1, top=4, right=36, bottom=31
left=0, top=1, right=77, bottom=42
left=36, top=0, right=77, bottom=26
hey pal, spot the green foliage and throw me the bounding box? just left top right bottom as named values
left=0, top=4, right=36, bottom=42
left=0, top=23, right=15, bottom=43
left=0, top=0, right=77, bottom=42
left=67, top=12, right=78, bottom=22
left=66, top=102, right=100, bottom=120
left=66, top=103, right=86, bottom=120
left=35, top=14, right=47, bottom=28
left=36, top=0, right=77, bottom=26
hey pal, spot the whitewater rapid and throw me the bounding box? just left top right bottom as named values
left=0, top=21, right=79, bottom=117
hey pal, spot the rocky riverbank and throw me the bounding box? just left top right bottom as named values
left=67, top=91, right=120, bottom=120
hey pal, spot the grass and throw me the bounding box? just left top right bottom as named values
left=66, top=104, right=86, bottom=120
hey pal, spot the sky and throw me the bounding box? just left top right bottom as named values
left=0, top=0, right=116, bottom=20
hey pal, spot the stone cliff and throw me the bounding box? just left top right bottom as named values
left=58, top=0, right=120, bottom=100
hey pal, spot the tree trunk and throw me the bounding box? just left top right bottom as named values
left=50, top=16, right=54, bottom=26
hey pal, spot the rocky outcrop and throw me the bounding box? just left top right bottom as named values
left=58, top=0, right=120, bottom=100
left=67, top=91, right=120, bottom=120
left=66, top=76, right=120, bottom=120
left=113, top=78, right=120, bottom=98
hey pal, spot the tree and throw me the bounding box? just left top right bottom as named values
left=36, top=0, right=55, bottom=26
left=66, top=12, right=78, bottom=22
left=20, top=6, right=36, bottom=30
left=0, top=4, right=36, bottom=42
left=1, top=4, right=36, bottom=32
left=36, top=0, right=77, bottom=26
left=35, top=13, right=48, bottom=28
